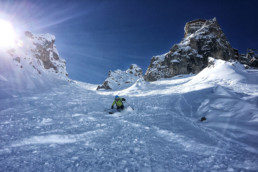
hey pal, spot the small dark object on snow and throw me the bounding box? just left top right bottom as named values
left=200, top=117, right=206, bottom=122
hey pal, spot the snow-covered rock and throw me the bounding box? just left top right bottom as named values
left=97, top=64, right=143, bottom=90
left=23, top=31, right=67, bottom=75
left=238, top=48, right=258, bottom=68
left=144, top=18, right=237, bottom=81
left=0, top=31, right=69, bottom=96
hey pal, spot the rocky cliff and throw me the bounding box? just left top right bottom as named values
left=238, top=48, right=258, bottom=68
left=24, top=31, right=68, bottom=76
left=97, top=64, right=142, bottom=90
left=0, top=31, right=69, bottom=94
left=144, top=18, right=237, bottom=81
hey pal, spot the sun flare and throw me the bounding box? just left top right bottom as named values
left=0, top=19, right=16, bottom=48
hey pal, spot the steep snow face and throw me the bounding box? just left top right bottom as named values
left=144, top=18, right=236, bottom=81
left=97, top=64, right=143, bottom=90
left=0, top=31, right=69, bottom=97
left=1, top=58, right=258, bottom=171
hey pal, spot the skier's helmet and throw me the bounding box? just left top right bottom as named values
left=115, top=95, right=119, bottom=100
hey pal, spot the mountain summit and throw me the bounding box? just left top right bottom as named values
left=144, top=18, right=236, bottom=81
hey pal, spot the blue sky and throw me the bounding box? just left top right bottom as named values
left=1, top=0, right=258, bottom=84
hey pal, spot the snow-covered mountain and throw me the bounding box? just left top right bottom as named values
left=97, top=18, right=257, bottom=89
left=1, top=57, right=258, bottom=171
left=0, top=19, right=258, bottom=171
left=144, top=18, right=237, bottom=81
left=0, top=31, right=69, bottom=98
left=97, top=64, right=143, bottom=90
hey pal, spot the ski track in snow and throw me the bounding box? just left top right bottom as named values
left=1, top=73, right=258, bottom=171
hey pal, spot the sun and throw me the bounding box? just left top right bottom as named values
left=0, top=19, right=16, bottom=48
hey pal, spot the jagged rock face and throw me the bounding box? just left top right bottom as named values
left=249, top=56, right=258, bottom=67
left=144, top=18, right=237, bottom=81
left=97, top=64, right=143, bottom=90
left=0, top=31, right=69, bottom=93
left=238, top=49, right=258, bottom=68
left=6, top=31, right=68, bottom=78
left=25, top=31, right=65, bottom=73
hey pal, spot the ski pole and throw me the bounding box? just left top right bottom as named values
left=125, top=101, right=134, bottom=110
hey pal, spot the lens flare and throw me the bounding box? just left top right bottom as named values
left=0, top=19, right=16, bottom=48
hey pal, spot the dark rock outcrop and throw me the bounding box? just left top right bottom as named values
left=144, top=18, right=237, bottom=81
left=25, top=31, right=64, bottom=73
left=239, top=49, right=258, bottom=68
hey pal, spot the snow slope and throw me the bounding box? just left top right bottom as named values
left=0, top=58, right=258, bottom=171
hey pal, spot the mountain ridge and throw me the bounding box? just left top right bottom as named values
left=97, top=18, right=257, bottom=90
left=96, top=64, right=143, bottom=90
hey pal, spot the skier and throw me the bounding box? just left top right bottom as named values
left=111, top=95, right=126, bottom=110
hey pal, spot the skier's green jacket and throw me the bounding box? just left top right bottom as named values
left=112, top=98, right=126, bottom=108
